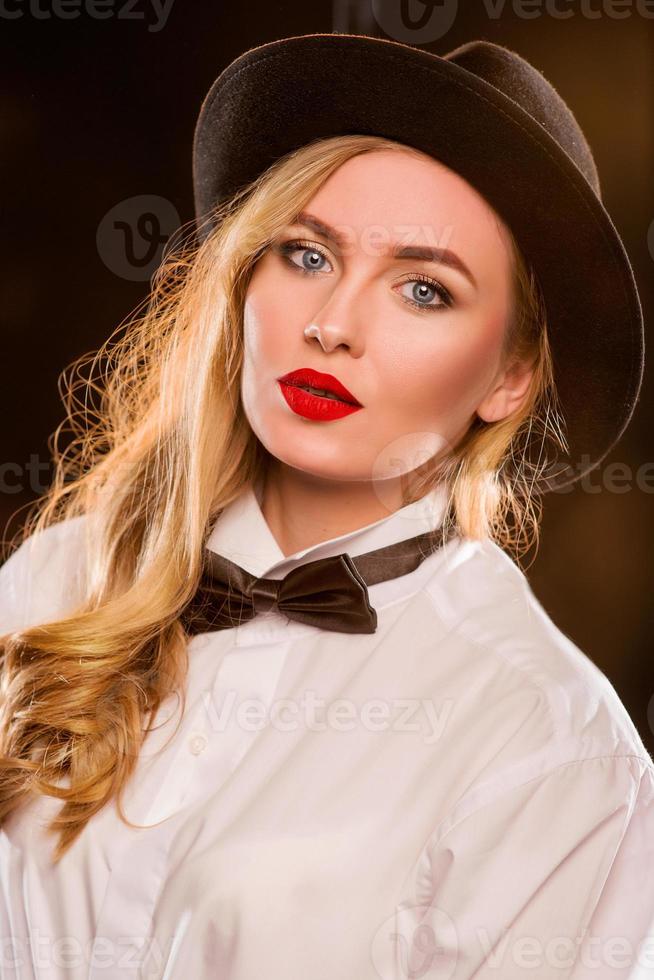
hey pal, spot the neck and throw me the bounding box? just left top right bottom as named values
left=259, top=460, right=415, bottom=558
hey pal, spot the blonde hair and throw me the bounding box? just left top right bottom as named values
left=0, top=134, right=567, bottom=861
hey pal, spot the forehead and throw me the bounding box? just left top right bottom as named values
left=299, top=148, right=513, bottom=277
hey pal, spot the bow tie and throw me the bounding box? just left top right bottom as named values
left=180, top=523, right=454, bottom=636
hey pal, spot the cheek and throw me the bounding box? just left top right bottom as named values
left=377, top=310, right=507, bottom=425
left=243, top=287, right=282, bottom=369
left=240, top=268, right=305, bottom=435
left=242, top=261, right=308, bottom=372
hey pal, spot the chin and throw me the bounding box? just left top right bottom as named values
left=256, top=433, right=372, bottom=484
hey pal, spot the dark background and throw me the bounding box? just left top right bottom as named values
left=2, top=1, right=653, bottom=751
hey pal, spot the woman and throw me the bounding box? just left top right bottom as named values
left=0, top=32, right=652, bottom=980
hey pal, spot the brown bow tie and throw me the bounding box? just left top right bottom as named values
left=180, top=523, right=454, bottom=636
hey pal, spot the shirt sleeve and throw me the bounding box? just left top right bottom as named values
left=0, top=539, right=27, bottom=634
left=0, top=516, right=88, bottom=636
left=400, top=753, right=654, bottom=980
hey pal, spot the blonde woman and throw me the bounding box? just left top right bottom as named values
left=0, top=33, right=652, bottom=980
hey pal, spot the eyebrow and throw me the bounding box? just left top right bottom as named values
left=293, top=211, right=478, bottom=290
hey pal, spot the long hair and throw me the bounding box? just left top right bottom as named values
left=0, top=134, right=567, bottom=861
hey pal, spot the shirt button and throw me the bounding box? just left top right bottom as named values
left=188, top=733, right=208, bottom=755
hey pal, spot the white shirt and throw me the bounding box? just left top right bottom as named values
left=1, top=481, right=653, bottom=980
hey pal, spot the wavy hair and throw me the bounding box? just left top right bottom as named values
left=0, top=134, right=567, bottom=861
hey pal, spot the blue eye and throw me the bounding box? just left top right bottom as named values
left=276, top=240, right=333, bottom=274
left=397, top=275, right=453, bottom=313
left=274, top=239, right=454, bottom=314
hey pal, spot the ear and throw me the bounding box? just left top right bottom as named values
left=476, top=356, right=536, bottom=424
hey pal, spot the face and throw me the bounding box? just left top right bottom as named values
left=240, top=148, right=533, bottom=486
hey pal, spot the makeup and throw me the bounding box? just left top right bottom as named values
left=277, top=368, right=363, bottom=421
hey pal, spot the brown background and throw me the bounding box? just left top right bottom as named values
left=2, top=1, right=653, bottom=751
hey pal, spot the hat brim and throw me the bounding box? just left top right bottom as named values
left=192, top=32, right=644, bottom=493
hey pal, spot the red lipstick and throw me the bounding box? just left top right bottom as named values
left=276, top=368, right=363, bottom=422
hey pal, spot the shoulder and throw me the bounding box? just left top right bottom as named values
left=0, top=514, right=89, bottom=634
left=423, top=534, right=652, bottom=767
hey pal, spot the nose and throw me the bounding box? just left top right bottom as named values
left=303, top=278, right=365, bottom=356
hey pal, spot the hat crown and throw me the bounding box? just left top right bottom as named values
left=444, top=40, right=601, bottom=196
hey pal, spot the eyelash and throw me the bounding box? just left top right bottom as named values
left=273, top=239, right=454, bottom=314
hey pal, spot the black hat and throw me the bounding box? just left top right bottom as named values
left=192, top=32, right=645, bottom=493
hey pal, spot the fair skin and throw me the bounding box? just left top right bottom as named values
left=240, top=148, right=534, bottom=556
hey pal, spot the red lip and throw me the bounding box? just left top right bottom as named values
left=276, top=367, right=363, bottom=422
left=278, top=368, right=361, bottom=405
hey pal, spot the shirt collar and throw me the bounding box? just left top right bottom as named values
left=205, top=478, right=450, bottom=579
